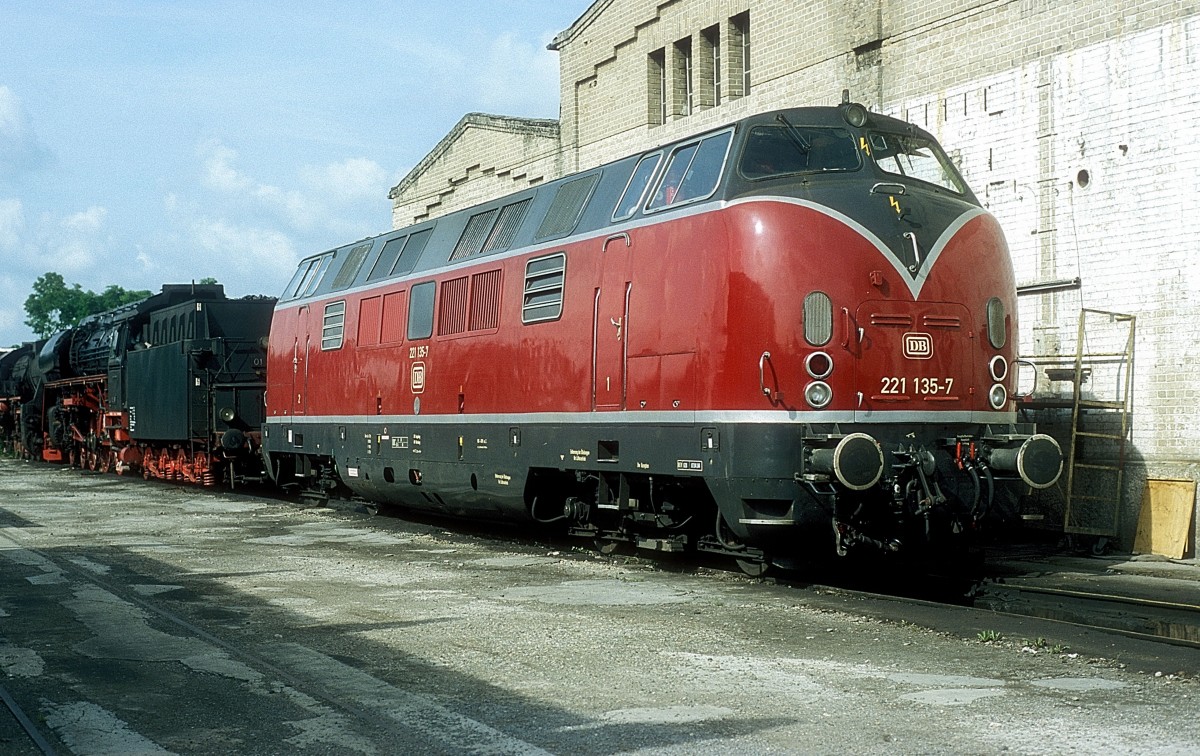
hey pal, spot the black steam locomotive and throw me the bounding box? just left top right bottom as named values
left=0, top=283, right=274, bottom=485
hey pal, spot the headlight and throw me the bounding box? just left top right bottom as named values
left=805, top=351, right=833, bottom=380
left=805, top=381, right=832, bottom=409
left=989, top=383, right=1008, bottom=410
left=842, top=102, right=869, bottom=128
left=988, top=355, right=1008, bottom=382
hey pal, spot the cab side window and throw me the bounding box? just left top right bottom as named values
left=646, top=130, right=732, bottom=211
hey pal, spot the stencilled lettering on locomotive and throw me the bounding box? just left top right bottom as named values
left=494, top=473, right=512, bottom=486
left=676, top=459, right=703, bottom=472
left=570, top=448, right=590, bottom=463
left=411, top=433, right=423, bottom=454
left=128, top=406, right=136, bottom=432
left=410, top=362, right=426, bottom=394
left=879, top=376, right=956, bottom=396
left=476, top=437, right=488, bottom=450
left=408, top=345, right=429, bottom=359
left=391, top=436, right=409, bottom=449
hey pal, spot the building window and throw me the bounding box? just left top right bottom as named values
left=729, top=12, right=748, bottom=97
left=648, top=48, right=666, bottom=125
left=673, top=37, right=693, bottom=117
left=321, top=301, right=346, bottom=350
left=720, top=11, right=748, bottom=98
left=702, top=25, right=721, bottom=107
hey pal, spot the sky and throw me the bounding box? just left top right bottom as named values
left=0, top=0, right=591, bottom=347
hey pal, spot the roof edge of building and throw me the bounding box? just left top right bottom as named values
left=389, top=113, right=561, bottom=200
left=548, top=0, right=613, bottom=51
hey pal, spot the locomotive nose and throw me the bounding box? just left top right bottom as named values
left=987, top=434, right=1063, bottom=489
left=809, top=433, right=885, bottom=490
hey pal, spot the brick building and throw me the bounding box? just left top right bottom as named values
left=390, top=0, right=1200, bottom=554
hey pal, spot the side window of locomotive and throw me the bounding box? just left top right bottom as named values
left=522, top=253, right=566, bottom=324
left=368, top=235, right=408, bottom=282
left=647, top=144, right=697, bottom=210
left=672, top=131, right=732, bottom=202
left=321, top=301, right=346, bottom=351
left=646, top=130, right=732, bottom=211
left=302, top=255, right=333, bottom=298
left=330, top=242, right=373, bottom=291
left=611, top=153, right=661, bottom=221
left=537, top=174, right=600, bottom=240
left=283, top=258, right=320, bottom=300
left=739, top=125, right=859, bottom=179
left=393, top=229, right=431, bottom=276
left=408, top=281, right=436, bottom=341
left=868, top=132, right=965, bottom=193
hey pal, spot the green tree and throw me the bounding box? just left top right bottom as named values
left=24, top=273, right=151, bottom=338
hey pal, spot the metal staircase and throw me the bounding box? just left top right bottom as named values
left=1061, top=308, right=1136, bottom=543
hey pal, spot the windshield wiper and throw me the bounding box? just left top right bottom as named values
left=775, top=113, right=811, bottom=153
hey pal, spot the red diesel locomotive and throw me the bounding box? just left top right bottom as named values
left=262, top=102, right=1062, bottom=573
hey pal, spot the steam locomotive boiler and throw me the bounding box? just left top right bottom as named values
left=260, top=102, right=1063, bottom=573
left=31, top=284, right=275, bottom=485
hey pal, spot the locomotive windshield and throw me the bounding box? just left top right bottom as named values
left=867, top=132, right=965, bottom=193
left=739, top=124, right=860, bottom=179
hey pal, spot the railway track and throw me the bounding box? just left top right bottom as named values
left=973, top=581, right=1200, bottom=650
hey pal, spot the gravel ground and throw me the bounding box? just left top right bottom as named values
left=0, top=458, right=1195, bottom=755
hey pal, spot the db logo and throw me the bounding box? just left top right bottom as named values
left=902, top=332, right=934, bottom=359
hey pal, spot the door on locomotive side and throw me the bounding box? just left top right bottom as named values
left=291, top=304, right=310, bottom=416
left=853, top=300, right=972, bottom=420
left=592, top=234, right=633, bottom=411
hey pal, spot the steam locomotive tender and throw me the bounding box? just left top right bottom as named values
left=262, top=102, right=1063, bottom=572
left=27, top=284, right=274, bottom=485
left=0, top=342, right=43, bottom=457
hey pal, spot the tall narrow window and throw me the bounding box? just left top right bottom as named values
left=702, top=25, right=721, bottom=107
left=674, top=37, right=693, bottom=117
left=731, top=12, right=750, bottom=97
left=648, top=48, right=666, bottom=125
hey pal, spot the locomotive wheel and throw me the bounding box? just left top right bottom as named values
left=142, top=449, right=154, bottom=480
left=86, top=450, right=99, bottom=472
left=735, top=556, right=771, bottom=578
left=594, top=536, right=628, bottom=556
left=99, top=450, right=113, bottom=474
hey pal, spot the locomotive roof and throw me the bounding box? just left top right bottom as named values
left=280, top=104, right=970, bottom=306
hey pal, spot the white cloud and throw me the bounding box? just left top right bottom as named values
left=202, top=142, right=253, bottom=193
left=200, top=140, right=318, bottom=229
left=0, top=198, right=23, bottom=250
left=189, top=217, right=299, bottom=282
left=63, top=206, right=107, bottom=231
left=0, top=85, right=52, bottom=179
left=474, top=33, right=560, bottom=114
left=302, top=157, right=392, bottom=203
